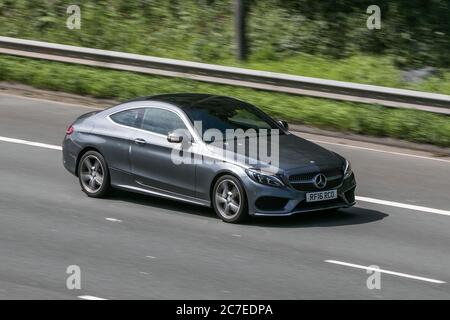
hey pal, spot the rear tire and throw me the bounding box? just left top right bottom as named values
left=212, top=175, right=248, bottom=223
left=78, top=151, right=111, bottom=198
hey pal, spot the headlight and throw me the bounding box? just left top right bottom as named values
left=343, top=159, right=353, bottom=179
left=245, top=169, right=285, bottom=187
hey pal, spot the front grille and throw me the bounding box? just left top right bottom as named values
left=291, top=179, right=342, bottom=191
left=289, top=168, right=342, bottom=182
left=288, top=168, right=343, bottom=192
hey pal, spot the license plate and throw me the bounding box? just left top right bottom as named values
left=306, top=190, right=337, bottom=202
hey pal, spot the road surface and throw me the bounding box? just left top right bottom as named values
left=0, top=93, right=449, bottom=299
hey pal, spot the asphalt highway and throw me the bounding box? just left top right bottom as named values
left=0, top=93, right=449, bottom=299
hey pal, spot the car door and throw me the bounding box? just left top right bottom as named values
left=130, top=107, right=197, bottom=198
left=102, top=108, right=145, bottom=173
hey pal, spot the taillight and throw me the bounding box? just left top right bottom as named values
left=66, top=125, right=74, bottom=135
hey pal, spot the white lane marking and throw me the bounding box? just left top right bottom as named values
left=0, top=93, right=103, bottom=110
left=325, top=260, right=445, bottom=284
left=1, top=135, right=449, bottom=217
left=78, top=295, right=108, bottom=300
left=105, top=217, right=122, bottom=223
left=356, top=196, right=450, bottom=216
left=145, top=255, right=156, bottom=259
left=232, top=234, right=242, bottom=237
left=0, top=136, right=62, bottom=151
left=310, top=139, right=450, bottom=163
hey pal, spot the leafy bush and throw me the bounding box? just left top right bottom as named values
left=0, top=0, right=449, bottom=68
left=1, top=0, right=450, bottom=94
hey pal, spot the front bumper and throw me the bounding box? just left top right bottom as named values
left=243, top=173, right=356, bottom=216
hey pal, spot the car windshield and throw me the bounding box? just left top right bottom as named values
left=183, top=97, right=284, bottom=140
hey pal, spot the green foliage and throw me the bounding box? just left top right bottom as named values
left=0, top=0, right=449, bottom=93
left=1, top=1, right=448, bottom=145
left=1, top=55, right=449, bottom=147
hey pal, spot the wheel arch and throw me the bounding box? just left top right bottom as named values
left=75, top=146, right=104, bottom=177
left=209, top=170, right=248, bottom=207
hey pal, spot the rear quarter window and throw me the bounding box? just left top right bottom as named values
left=109, top=109, right=143, bottom=128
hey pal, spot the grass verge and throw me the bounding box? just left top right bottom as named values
left=0, top=54, right=449, bottom=147
left=222, top=55, right=450, bottom=95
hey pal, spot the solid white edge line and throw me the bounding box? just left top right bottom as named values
left=356, top=196, right=450, bottom=216
left=1, top=134, right=449, bottom=217
left=310, top=139, right=450, bottom=163
left=325, top=260, right=445, bottom=284
left=0, top=136, right=62, bottom=150
left=78, top=295, right=108, bottom=300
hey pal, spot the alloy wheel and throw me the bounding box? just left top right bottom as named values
left=215, top=179, right=242, bottom=218
left=80, top=155, right=105, bottom=193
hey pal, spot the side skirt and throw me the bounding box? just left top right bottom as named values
left=115, top=184, right=211, bottom=207
left=109, top=167, right=211, bottom=207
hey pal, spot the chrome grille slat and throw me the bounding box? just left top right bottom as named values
left=288, top=168, right=343, bottom=191
left=288, top=169, right=342, bottom=181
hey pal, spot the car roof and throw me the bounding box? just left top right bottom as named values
left=127, top=93, right=239, bottom=109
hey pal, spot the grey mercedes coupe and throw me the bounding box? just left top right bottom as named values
left=62, top=94, right=356, bottom=223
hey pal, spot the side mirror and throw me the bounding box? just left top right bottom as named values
left=277, top=120, right=289, bottom=130
left=167, top=132, right=183, bottom=143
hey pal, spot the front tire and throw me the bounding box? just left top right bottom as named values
left=78, top=151, right=111, bottom=198
left=212, top=175, right=248, bottom=223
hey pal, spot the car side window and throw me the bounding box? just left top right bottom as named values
left=109, top=108, right=143, bottom=128
left=141, top=108, right=187, bottom=136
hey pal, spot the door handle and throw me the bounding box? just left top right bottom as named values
left=134, top=138, right=146, bottom=145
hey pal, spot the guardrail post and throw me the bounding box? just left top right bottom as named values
left=235, top=0, right=248, bottom=61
